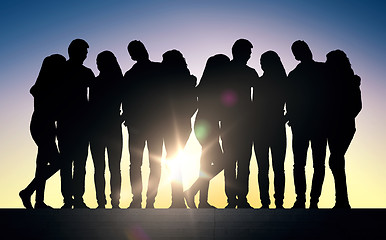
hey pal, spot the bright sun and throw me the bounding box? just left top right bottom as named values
left=164, top=134, right=202, bottom=189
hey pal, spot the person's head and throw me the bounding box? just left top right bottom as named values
left=96, top=50, right=122, bottom=77
left=291, top=40, right=313, bottom=62
left=260, top=50, right=286, bottom=77
left=203, top=54, right=230, bottom=77
left=35, top=54, right=66, bottom=87
left=68, top=39, right=89, bottom=64
left=162, top=49, right=187, bottom=69
left=232, top=39, right=253, bottom=64
left=326, top=49, right=351, bottom=70
left=127, top=40, right=149, bottom=62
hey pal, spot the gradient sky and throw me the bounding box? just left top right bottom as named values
left=1, top=0, right=385, bottom=208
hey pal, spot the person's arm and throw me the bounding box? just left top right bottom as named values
left=285, top=71, right=295, bottom=126
left=187, top=75, right=198, bottom=117
left=351, top=74, right=362, bottom=118
left=121, top=71, right=131, bottom=126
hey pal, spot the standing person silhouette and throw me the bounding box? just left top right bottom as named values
left=19, top=54, right=66, bottom=209
left=89, top=51, right=123, bottom=209
left=325, top=50, right=362, bottom=209
left=122, top=40, right=165, bottom=208
left=287, top=40, right=328, bottom=208
left=161, top=50, right=197, bottom=208
left=253, top=51, right=287, bottom=209
left=184, top=54, right=230, bottom=209
left=221, top=39, right=258, bottom=208
left=57, top=39, right=94, bottom=209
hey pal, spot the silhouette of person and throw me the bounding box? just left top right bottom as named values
left=122, top=40, right=165, bottom=208
left=325, top=50, right=362, bottom=209
left=19, top=54, right=66, bottom=209
left=57, top=39, right=95, bottom=208
left=221, top=39, right=258, bottom=208
left=253, top=51, right=287, bottom=209
left=184, top=54, right=230, bottom=209
left=89, top=51, right=123, bottom=209
left=287, top=40, right=328, bottom=208
left=161, top=50, right=197, bottom=208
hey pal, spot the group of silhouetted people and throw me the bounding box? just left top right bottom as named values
left=19, top=38, right=361, bottom=210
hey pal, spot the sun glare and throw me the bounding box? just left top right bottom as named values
left=165, top=150, right=185, bottom=182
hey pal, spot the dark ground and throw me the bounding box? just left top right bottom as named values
left=1, top=209, right=384, bottom=240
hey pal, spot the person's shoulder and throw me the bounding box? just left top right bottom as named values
left=314, top=61, right=326, bottom=69
left=287, top=63, right=302, bottom=79
left=151, top=61, right=163, bottom=71
left=245, top=64, right=254, bottom=70
left=353, top=74, right=361, bottom=87
left=123, top=63, right=138, bottom=78
left=83, top=65, right=95, bottom=77
left=94, top=74, right=102, bottom=81
left=288, top=63, right=302, bottom=77
left=288, top=68, right=295, bottom=77
left=189, top=74, right=197, bottom=86
left=246, top=65, right=259, bottom=76
left=259, top=73, right=268, bottom=81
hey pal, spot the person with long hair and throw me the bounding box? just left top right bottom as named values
left=325, top=50, right=362, bottom=209
left=184, top=54, right=230, bottom=208
left=89, top=51, right=123, bottom=208
left=161, top=49, right=197, bottom=208
left=19, top=54, right=66, bottom=209
left=253, top=51, right=287, bottom=209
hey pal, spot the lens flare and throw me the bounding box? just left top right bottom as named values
left=194, top=119, right=211, bottom=141
left=221, top=89, right=237, bottom=107
left=166, top=150, right=184, bottom=183
left=127, top=225, right=150, bottom=240
left=199, top=170, right=210, bottom=179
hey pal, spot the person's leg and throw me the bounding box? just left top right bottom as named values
left=236, top=139, right=253, bottom=208
left=222, top=130, right=238, bottom=208
left=20, top=119, right=59, bottom=209
left=20, top=143, right=61, bottom=208
left=128, top=130, right=146, bottom=208
left=73, top=137, right=89, bottom=208
left=291, top=128, right=309, bottom=208
left=188, top=117, right=223, bottom=207
left=168, top=121, right=192, bottom=208
left=254, top=138, right=270, bottom=208
left=90, top=136, right=106, bottom=208
left=35, top=148, right=46, bottom=204
left=183, top=142, right=223, bottom=208
left=107, top=125, right=123, bottom=208
left=198, top=147, right=212, bottom=208
left=20, top=150, right=45, bottom=209
left=206, top=139, right=225, bottom=178
left=309, top=134, right=327, bottom=208
left=271, top=124, right=286, bottom=208
left=146, top=133, right=163, bottom=208
left=164, top=136, right=185, bottom=208
left=58, top=136, right=74, bottom=208
left=329, top=128, right=355, bottom=208
left=37, top=141, right=62, bottom=209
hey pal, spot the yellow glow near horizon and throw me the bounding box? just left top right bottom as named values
left=5, top=118, right=384, bottom=209
left=4, top=114, right=377, bottom=209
